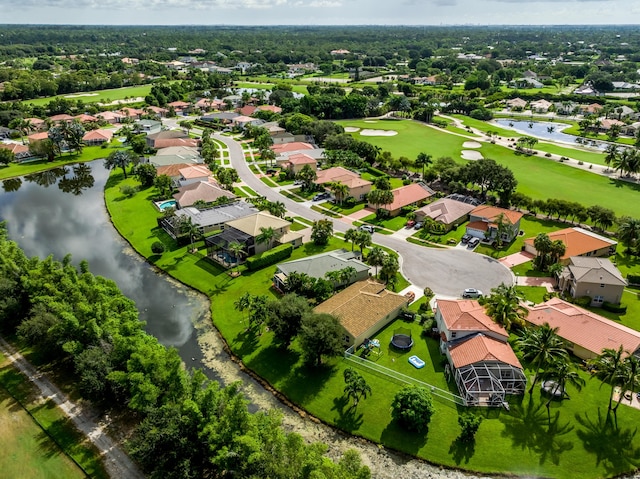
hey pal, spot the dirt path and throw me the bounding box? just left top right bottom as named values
left=0, top=336, right=145, bottom=479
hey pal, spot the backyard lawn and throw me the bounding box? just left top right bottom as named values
left=359, top=213, right=408, bottom=231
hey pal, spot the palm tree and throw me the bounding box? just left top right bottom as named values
left=267, top=200, right=287, bottom=219
left=588, top=345, right=627, bottom=412
left=484, top=284, right=528, bottom=332
left=343, top=368, right=372, bottom=408
left=604, top=144, right=619, bottom=172
left=354, top=230, right=372, bottom=255
left=517, top=323, right=568, bottom=394
left=540, top=359, right=585, bottom=415
left=367, top=189, right=394, bottom=218
left=329, top=181, right=349, bottom=205
left=620, top=355, right=640, bottom=408
left=379, top=254, right=399, bottom=285
left=617, top=216, right=640, bottom=255
left=338, top=266, right=357, bottom=286
left=234, top=292, right=253, bottom=323
left=533, top=233, right=553, bottom=271
left=367, top=246, right=386, bottom=277
left=180, top=217, right=201, bottom=251
left=415, top=152, right=433, bottom=179
left=104, top=150, right=134, bottom=179
left=344, top=228, right=359, bottom=252
left=256, top=226, right=278, bottom=250
left=227, top=241, right=246, bottom=273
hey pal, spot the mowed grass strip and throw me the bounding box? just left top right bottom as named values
left=0, top=355, right=107, bottom=479
left=24, top=84, right=153, bottom=107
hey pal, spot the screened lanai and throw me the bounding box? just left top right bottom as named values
left=454, top=362, right=527, bottom=407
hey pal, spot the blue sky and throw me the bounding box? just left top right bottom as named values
left=1, top=0, right=639, bottom=25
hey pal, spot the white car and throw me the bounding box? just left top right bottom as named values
left=462, top=288, right=483, bottom=299
left=359, top=225, right=375, bottom=234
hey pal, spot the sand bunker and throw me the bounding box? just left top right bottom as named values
left=462, top=141, right=482, bottom=148
left=364, top=120, right=377, bottom=123
left=64, top=93, right=99, bottom=98
left=461, top=150, right=484, bottom=160
left=344, top=127, right=360, bottom=132
left=360, top=129, right=398, bottom=137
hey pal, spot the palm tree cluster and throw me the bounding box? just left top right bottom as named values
left=604, top=144, right=640, bottom=178
left=484, top=284, right=528, bottom=331
left=344, top=227, right=372, bottom=254
left=617, top=216, right=640, bottom=256
left=343, top=368, right=372, bottom=408
left=516, top=136, right=539, bottom=155
left=532, top=233, right=566, bottom=272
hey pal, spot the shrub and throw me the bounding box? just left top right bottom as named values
left=627, top=274, right=640, bottom=285
left=423, top=287, right=434, bottom=300
left=458, top=413, right=483, bottom=442
left=151, top=241, right=165, bottom=254
left=578, top=161, right=584, bottom=165
left=545, top=152, right=552, bottom=157
left=119, top=185, right=137, bottom=198
left=603, top=302, right=627, bottom=313
left=574, top=296, right=592, bottom=307
left=391, top=385, right=435, bottom=433
left=246, top=244, right=293, bottom=271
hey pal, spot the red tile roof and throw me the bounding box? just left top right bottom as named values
left=154, top=138, right=199, bottom=149
left=272, top=142, right=314, bottom=153
left=524, top=227, right=616, bottom=260
left=179, top=165, right=211, bottom=179
left=381, top=183, right=433, bottom=212
left=256, top=104, right=282, bottom=113
left=525, top=297, right=640, bottom=356
left=237, top=105, right=257, bottom=116
left=437, top=299, right=508, bottom=339
left=0, top=143, right=29, bottom=155
left=49, top=114, right=74, bottom=122
left=285, top=153, right=316, bottom=165
left=470, top=205, right=523, bottom=225
left=82, top=129, right=113, bottom=141
left=315, top=167, right=372, bottom=189
left=156, top=163, right=194, bottom=178
left=449, top=334, right=523, bottom=369
left=28, top=132, right=49, bottom=142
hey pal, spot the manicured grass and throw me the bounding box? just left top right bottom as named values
left=280, top=190, right=306, bottom=202
left=612, top=251, right=640, bottom=279
left=451, top=114, right=523, bottom=138
left=322, top=201, right=367, bottom=216
left=511, top=261, right=552, bottom=278
left=0, top=356, right=107, bottom=479
left=0, top=145, right=121, bottom=180
left=532, top=142, right=608, bottom=166
left=475, top=215, right=565, bottom=259
left=260, top=176, right=278, bottom=187
left=24, top=84, right=153, bottom=107
left=360, top=213, right=408, bottom=231
left=417, top=222, right=467, bottom=246
left=104, top=172, right=640, bottom=479
left=586, top=289, right=640, bottom=332
left=310, top=204, right=340, bottom=218
left=516, top=286, right=548, bottom=305
left=360, top=172, right=405, bottom=189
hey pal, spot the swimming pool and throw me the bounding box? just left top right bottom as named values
left=158, top=200, right=177, bottom=210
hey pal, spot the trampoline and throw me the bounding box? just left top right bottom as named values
left=391, top=328, right=414, bottom=351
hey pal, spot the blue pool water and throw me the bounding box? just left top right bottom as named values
left=493, top=119, right=607, bottom=150
left=158, top=200, right=177, bottom=210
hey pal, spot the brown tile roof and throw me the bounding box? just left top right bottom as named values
left=449, top=334, right=523, bottom=369
left=466, top=220, right=489, bottom=232
left=154, top=138, right=199, bottom=149
left=237, top=105, right=257, bottom=116
left=257, top=104, right=282, bottom=113
left=97, top=111, right=124, bottom=121
left=524, top=227, right=616, bottom=260
left=525, top=297, right=640, bottom=356
left=0, top=143, right=29, bottom=155
left=470, top=205, right=523, bottom=225
left=156, top=163, right=193, bottom=178
left=75, top=114, right=99, bottom=123
left=314, top=280, right=409, bottom=339
left=28, top=132, right=49, bottom=142
left=315, top=167, right=372, bottom=189
left=415, top=198, right=476, bottom=226
left=146, top=106, right=169, bottom=115
left=49, top=114, right=74, bottom=122
left=225, top=211, right=291, bottom=236
left=437, top=299, right=508, bottom=339
left=286, top=153, right=316, bottom=165
left=381, top=183, right=433, bottom=211
left=167, top=101, right=190, bottom=108
left=173, top=180, right=235, bottom=207
left=118, top=108, right=145, bottom=117
left=179, top=165, right=211, bottom=179
left=272, top=142, right=314, bottom=153
left=24, top=117, right=45, bottom=127
left=82, top=129, right=113, bottom=141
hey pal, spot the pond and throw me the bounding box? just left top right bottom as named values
left=493, top=119, right=608, bottom=150
left=0, top=162, right=214, bottom=374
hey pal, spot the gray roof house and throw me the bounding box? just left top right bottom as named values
left=273, top=249, right=370, bottom=292
left=159, top=201, right=258, bottom=239
left=558, top=256, right=627, bottom=307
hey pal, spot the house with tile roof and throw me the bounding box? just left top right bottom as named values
left=370, top=183, right=434, bottom=217
left=506, top=98, right=527, bottom=110
left=177, top=165, right=212, bottom=187
left=96, top=111, right=125, bottom=124
left=466, top=205, right=523, bottom=244
left=558, top=256, right=626, bottom=306
left=146, top=130, right=190, bottom=148
left=525, top=297, right=640, bottom=360
left=82, top=129, right=114, bottom=146
left=273, top=249, right=369, bottom=292
left=272, top=141, right=315, bottom=154
left=315, top=166, right=372, bottom=201
left=276, top=153, right=317, bottom=174
left=49, top=113, right=75, bottom=123
left=414, top=197, right=477, bottom=231
left=314, top=280, right=408, bottom=348
left=27, top=132, right=50, bottom=143
left=524, top=227, right=617, bottom=264
left=435, top=298, right=526, bottom=406
left=530, top=99, right=553, bottom=113
left=0, top=142, right=33, bottom=161
left=24, top=118, right=46, bottom=131
left=205, top=212, right=303, bottom=266
left=173, top=180, right=235, bottom=208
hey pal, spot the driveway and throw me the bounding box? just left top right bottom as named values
left=218, top=134, right=514, bottom=297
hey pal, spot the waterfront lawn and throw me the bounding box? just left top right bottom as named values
left=0, top=145, right=121, bottom=181
left=0, top=357, right=107, bottom=479
left=104, top=171, right=640, bottom=479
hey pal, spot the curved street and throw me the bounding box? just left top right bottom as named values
left=216, top=133, right=514, bottom=297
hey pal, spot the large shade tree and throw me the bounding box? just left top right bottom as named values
left=104, top=150, right=135, bottom=179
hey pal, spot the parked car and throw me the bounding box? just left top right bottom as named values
left=406, top=220, right=416, bottom=228
left=467, top=237, right=480, bottom=248
left=462, top=288, right=483, bottom=299
left=461, top=233, right=472, bottom=244
left=359, top=225, right=375, bottom=234
left=312, top=192, right=329, bottom=201
left=413, top=221, right=423, bottom=230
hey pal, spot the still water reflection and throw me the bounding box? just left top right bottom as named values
left=0, top=161, right=209, bottom=364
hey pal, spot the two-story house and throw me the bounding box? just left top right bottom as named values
left=466, top=205, right=523, bottom=244
left=558, top=256, right=627, bottom=306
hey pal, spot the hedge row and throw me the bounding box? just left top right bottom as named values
left=603, top=302, right=628, bottom=314
left=627, top=274, right=640, bottom=285
left=246, top=243, right=293, bottom=271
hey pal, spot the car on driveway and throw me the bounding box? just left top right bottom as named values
left=359, top=225, right=375, bottom=234
left=312, top=192, right=329, bottom=201
left=461, top=233, right=472, bottom=244
left=406, top=220, right=416, bottom=228
left=413, top=221, right=423, bottom=230
left=467, top=237, right=480, bottom=248
left=462, top=288, right=483, bottom=299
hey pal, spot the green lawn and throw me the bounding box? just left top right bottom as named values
left=104, top=171, right=640, bottom=479
left=532, top=142, right=608, bottom=166
left=24, top=84, right=153, bottom=107
left=323, top=201, right=367, bottom=216
left=586, top=289, right=640, bottom=332
left=417, top=222, right=467, bottom=246
left=0, top=145, right=122, bottom=181
left=0, top=356, right=107, bottom=479
left=516, top=286, right=549, bottom=305
left=359, top=213, right=408, bottom=232
left=511, top=261, right=552, bottom=278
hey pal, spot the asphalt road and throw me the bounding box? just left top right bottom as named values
left=216, top=133, right=514, bottom=297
